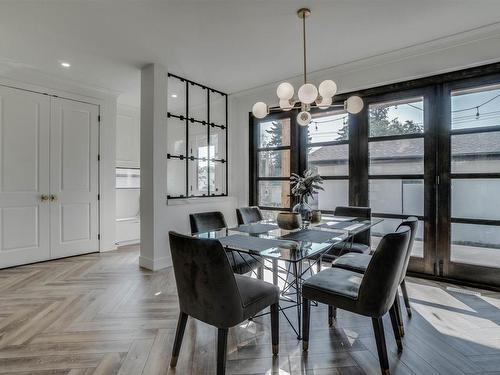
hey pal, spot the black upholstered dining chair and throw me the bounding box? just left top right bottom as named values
left=169, top=232, right=280, bottom=375
left=313, top=206, right=372, bottom=272
left=330, top=206, right=372, bottom=255
left=189, top=211, right=260, bottom=275
left=190, top=211, right=227, bottom=234
left=236, top=206, right=263, bottom=225
left=302, top=227, right=411, bottom=375
left=332, top=217, right=418, bottom=334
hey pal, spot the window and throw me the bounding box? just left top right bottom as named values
left=248, top=62, right=500, bottom=287
left=166, top=74, right=228, bottom=199
left=307, top=109, right=349, bottom=210
left=197, top=146, right=215, bottom=191
left=251, top=115, right=295, bottom=216
left=367, top=97, right=425, bottom=256
left=449, top=84, right=500, bottom=268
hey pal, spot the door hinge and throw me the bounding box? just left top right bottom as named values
left=97, top=194, right=100, bottom=200
left=98, top=234, right=100, bottom=240
left=98, top=115, right=101, bottom=122
left=97, top=154, right=100, bottom=161
left=436, top=175, right=440, bottom=185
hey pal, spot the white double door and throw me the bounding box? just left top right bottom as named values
left=0, top=85, right=99, bottom=268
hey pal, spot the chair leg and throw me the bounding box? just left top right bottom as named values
left=316, top=259, right=322, bottom=273
left=328, top=305, right=337, bottom=326
left=217, top=328, right=228, bottom=375
left=170, top=312, right=188, bottom=367
left=393, top=294, right=404, bottom=337
left=372, top=317, right=390, bottom=375
left=400, top=279, right=412, bottom=317
left=270, top=303, right=279, bottom=355
left=302, top=298, right=310, bottom=351
left=389, top=304, right=403, bottom=353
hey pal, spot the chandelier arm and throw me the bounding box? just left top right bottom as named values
left=268, top=102, right=344, bottom=112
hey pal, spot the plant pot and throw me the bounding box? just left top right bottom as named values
left=277, top=212, right=302, bottom=230
left=310, top=210, right=322, bottom=224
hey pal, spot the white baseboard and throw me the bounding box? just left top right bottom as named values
left=139, top=255, right=172, bottom=271
left=116, top=239, right=140, bottom=246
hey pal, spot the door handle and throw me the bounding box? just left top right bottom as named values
left=40, top=194, right=49, bottom=202
left=50, top=194, right=57, bottom=202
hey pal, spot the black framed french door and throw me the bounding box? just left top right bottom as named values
left=249, top=111, right=301, bottom=218
left=438, top=75, right=500, bottom=286
left=249, top=62, right=500, bottom=288
left=361, top=87, right=438, bottom=275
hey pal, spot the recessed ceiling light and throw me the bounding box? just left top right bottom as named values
left=171, top=94, right=178, bottom=98
left=60, top=62, right=71, bottom=68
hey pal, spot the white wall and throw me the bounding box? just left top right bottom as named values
left=140, top=64, right=238, bottom=271
left=228, top=24, right=500, bottom=207
left=0, top=65, right=118, bottom=252
left=116, top=104, right=141, bottom=245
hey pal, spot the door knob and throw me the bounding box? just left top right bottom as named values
left=40, top=194, right=49, bottom=202
left=50, top=194, right=57, bottom=202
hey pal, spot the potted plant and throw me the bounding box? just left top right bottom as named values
left=290, top=169, right=324, bottom=221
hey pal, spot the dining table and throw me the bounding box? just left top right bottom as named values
left=193, top=214, right=383, bottom=339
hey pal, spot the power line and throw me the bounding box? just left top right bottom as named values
left=452, top=93, right=500, bottom=113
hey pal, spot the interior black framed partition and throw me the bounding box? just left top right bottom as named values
left=167, top=73, right=228, bottom=199
left=250, top=62, right=500, bottom=288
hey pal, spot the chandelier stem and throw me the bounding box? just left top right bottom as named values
left=302, top=13, right=307, bottom=84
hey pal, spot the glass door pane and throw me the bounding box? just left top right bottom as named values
left=367, top=95, right=428, bottom=267
left=443, top=83, right=500, bottom=286
left=252, top=113, right=296, bottom=217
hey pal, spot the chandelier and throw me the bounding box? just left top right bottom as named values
left=252, top=8, right=364, bottom=126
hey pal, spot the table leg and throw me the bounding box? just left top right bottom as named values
left=272, top=259, right=278, bottom=286
left=293, top=261, right=302, bottom=340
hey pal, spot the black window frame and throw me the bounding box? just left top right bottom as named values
left=250, top=110, right=301, bottom=216
left=167, top=73, right=228, bottom=199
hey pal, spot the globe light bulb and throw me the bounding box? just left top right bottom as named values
left=279, top=99, right=294, bottom=111
left=252, top=102, right=268, bottom=119
left=316, top=96, right=332, bottom=109
left=345, top=96, right=364, bottom=114
left=297, top=110, right=312, bottom=126
left=318, top=80, right=337, bottom=98
left=298, top=83, right=318, bottom=104
left=276, top=82, right=294, bottom=100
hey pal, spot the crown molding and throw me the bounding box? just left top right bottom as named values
left=0, top=57, right=121, bottom=99
left=231, top=21, right=500, bottom=98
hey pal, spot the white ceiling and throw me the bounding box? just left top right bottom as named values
left=1, top=0, right=500, bottom=106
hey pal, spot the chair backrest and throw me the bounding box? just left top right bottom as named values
left=334, top=206, right=371, bottom=246
left=189, top=211, right=227, bottom=235
left=396, top=217, right=418, bottom=283
left=169, top=231, right=244, bottom=328
left=236, top=206, right=263, bottom=225
left=357, top=226, right=410, bottom=317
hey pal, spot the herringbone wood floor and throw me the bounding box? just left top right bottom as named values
left=1, top=245, right=500, bottom=374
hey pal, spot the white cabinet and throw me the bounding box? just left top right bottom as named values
left=0, top=85, right=99, bottom=268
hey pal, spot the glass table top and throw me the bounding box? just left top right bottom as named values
left=193, top=215, right=383, bottom=262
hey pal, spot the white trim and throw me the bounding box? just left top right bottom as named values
left=117, top=239, right=141, bottom=246
left=0, top=59, right=120, bottom=98
left=230, top=21, right=500, bottom=98
left=139, top=255, right=171, bottom=271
